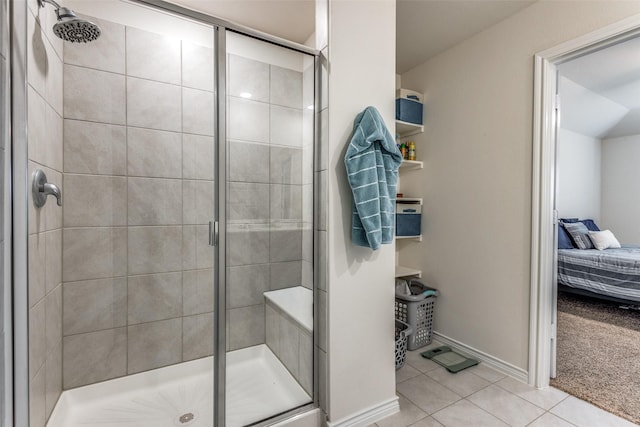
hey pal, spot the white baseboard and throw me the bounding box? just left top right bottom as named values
left=433, top=331, right=529, bottom=383
left=326, top=396, right=399, bottom=427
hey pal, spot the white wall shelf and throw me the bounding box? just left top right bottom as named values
left=399, top=159, right=423, bottom=170
left=396, top=197, right=423, bottom=205
left=396, top=235, right=422, bottom=241
left=395, top=265, right=422, bottom=278
left=396, top=120, right=424, bottom=138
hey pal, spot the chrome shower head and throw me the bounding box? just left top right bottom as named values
left=38, top=0, right=101, bottom=43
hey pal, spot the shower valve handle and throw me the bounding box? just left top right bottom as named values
left=32, top=169, right=62, bottom=208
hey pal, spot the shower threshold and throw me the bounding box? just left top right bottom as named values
left=47, top=344, right=312, bottom=427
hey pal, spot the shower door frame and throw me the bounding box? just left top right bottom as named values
left=9, top=0, right=320, bottom=425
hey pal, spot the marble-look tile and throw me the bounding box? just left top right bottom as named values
left=29, top=363, right=46, bottom=427
left=126, top=26, right=181, bottom=84
left=426, top=367, right=491, bottom=397
left=278, top=316, right=299, bottom=377
left=64, top=15, right=125, bottom=74
left=431, top=399, right=508, bottom=427
left=183, top=312, right=214, bottom=361
left=127, top=77, right=181, bottom=132
left=466, top=363, right=506, bottom=383
left=467, top=384, right=545, bottom=427
left=228, top=54, right=269, bottom=102
left=41, top=167, right=63, bottom=231
left=63, top=327, right=127, bottom=388
left=29, top=299, right=46, bottom=378
left=44, top=285, right=62, bottom=353
left=63, top=174, right=127, bottom=227
left=266, top=304, right=280, bottom=356
left=270, top=261, right=302, bottom=290
left=195, top=224, right=214, bottom=270
left=62, top=228, right=127, bottom=282
left=64, top=120, right=126, bottom=175
left=182, top=41, right=214, bottom=91
left=26, top=12, right=46, bottom=99
left=27, top=85, right=46, bottom=164
left=128, top=177, right=182, bottom=225
left=183, top=87, right=214, bottom=136
left=407, top=416, right=443, bottom=427
left=270, top=226, right=302, bottom=262
left=44, top=104, right=63, bottom=172
left=182, top=226, right=197, bottom=271
left=227, top=264, right=269, bottom=308
left=270, top=65, right=302, bottom=109
left=396, top=375, right=461, bottom=414
left=127, top=127, right=182, bottom=178
left=396, top=364, right=421, bottom=384
left=405, top=348, right=440, bottom=373
left=228, top=182, right=269, bottom=223
left=128, top=226, right=183, bottom=275
left=44, top=229, right=61, bottom=293
left=271, top=105, right=302, bottom=147
left=183, top=134, right=214, bottom=180
left=45, top=36, right=63, bottom=117
left=270, top=184, right=303, bottom=221
left=375, top=395, right=428, bottom=427
left=183, top=180, right=214, bottom=225
left=228, top=304, right=265, bottom=351
left=63, top=278, right=127, bottom=335
left=496, top=377, right=568, bottom=410
left=228, top=97, right=269, bottom=143
left=527, top=413, right=575, bottom=427
left=45, top=343, right=62, bottom=419
left=64, top=64, right=126, bottom=125
left=271, top=146, right=302, bottom=185
left=227, top=224, right=270, bottom=266
left=301, top=260, right=313, bottom=289
left=29, top=233, right=46, bottom=307
left=302, top=183, right=313, bottom=224
left=550, top=396, right=637, bottom=427
left=182, top=269, right=214, bottom=316
left=127, top=318, right=182, bottom=374
left=229, top=141, right=270, bottom=183
left=299, top=330, right=313, bottom=395
left=128, top=272, right=182, bottom=324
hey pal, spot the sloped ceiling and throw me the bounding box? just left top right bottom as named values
left=558, top=36, right=640, bottom=139
left=396, top=0, right=534, bottom=73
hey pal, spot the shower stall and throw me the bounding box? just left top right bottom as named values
left=6, top=0, right=320, bottom=425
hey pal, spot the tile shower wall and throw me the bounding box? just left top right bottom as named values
left=226, top=52, right=312, bottom=352
left=60, top=16, right=216, bottom=389
left=26, top=2, right=64, bottom=426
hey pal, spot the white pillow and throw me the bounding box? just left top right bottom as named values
left=588, top=230, right=621, bottom=250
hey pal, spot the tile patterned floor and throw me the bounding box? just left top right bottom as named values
left=370, top=342, right=638, bottom=427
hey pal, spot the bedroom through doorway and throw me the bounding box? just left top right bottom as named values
left=549, top=34, right=640, bottom=425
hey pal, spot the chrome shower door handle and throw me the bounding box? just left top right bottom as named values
left=32, top=169, right=62, bottom=207
left=208, top=221, right=219, bottom=247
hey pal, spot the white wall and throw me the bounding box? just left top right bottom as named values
left=326, top=0, right=398, bottom=424
left=556, top=128, right=601, bottom=222
left=400, top=1, right=640, bottom=372
left=601, top=134, right=640, bottom=244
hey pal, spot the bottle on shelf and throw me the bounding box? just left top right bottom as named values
left=400, top=142, right=407, bottom=159
left=408, top=141, right=416, bottom=161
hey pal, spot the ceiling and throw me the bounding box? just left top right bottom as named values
left=170, top=0, right=534, bottom=73
left=167, top=0, right=316, bottom=44
left=558, top=36, right=640, bottom=139
left=395, top=0, right=534, bottom=73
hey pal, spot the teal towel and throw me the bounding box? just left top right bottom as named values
left=344, top=106, right=402, bottom=250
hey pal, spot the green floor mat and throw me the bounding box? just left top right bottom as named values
left=421, top=346, right=479, bottom=373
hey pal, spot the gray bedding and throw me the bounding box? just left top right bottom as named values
left=558, top=246, right=640, bottom=303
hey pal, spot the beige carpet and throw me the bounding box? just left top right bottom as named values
left=550, top=291, right=640, bottom=425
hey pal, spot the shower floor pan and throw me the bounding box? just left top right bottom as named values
left=47, top=344, right=311, bottom=427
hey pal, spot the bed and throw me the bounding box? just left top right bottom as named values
left=557, top=246, right=640, bottom=304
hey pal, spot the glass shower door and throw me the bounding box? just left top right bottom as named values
left=223, top=31, right=315, bottom=426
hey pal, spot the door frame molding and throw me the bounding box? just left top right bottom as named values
left=529, top=13, right=640, bottom=388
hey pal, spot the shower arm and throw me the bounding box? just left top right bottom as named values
left=38, top=0, right=63, bottom=10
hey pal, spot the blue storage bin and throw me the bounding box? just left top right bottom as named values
left=395, top=98, right=423, bottom=125
left=396, top=203, right=422, bottom=237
